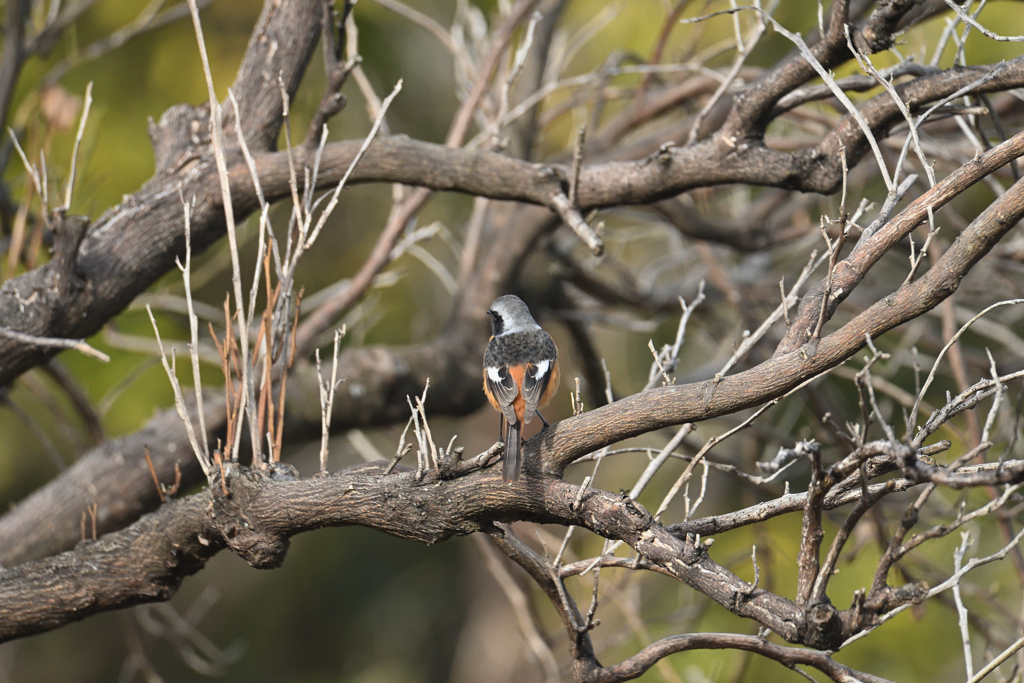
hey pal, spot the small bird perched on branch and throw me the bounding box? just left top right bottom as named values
left=483, top=295, right=560, bottom=482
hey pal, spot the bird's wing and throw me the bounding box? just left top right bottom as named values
left=484, top=365, right=519, bottom=424
left=521, top=358, right=554, bottom=424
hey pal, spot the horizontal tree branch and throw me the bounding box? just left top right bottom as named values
left=0, top=319, right=487, bottom=567
left=1, top=53, right=1020, bottom=389
left=2, top=1, right=1021, bottom=678
left=7, top=57, right=1022, bottom=594
left=0, top=462, right=813, bottom=647
left=583, top=632, right=894, bottom=683
left=0, top=197, right=559, bottom=569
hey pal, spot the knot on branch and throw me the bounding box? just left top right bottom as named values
left=799, top=601, right=844, bottom=651
left=436, top=445, right=466, bottom=479
left=266, top=461, right=300, bottom=482
left=618, top=490, right=653, bottom=532
left=651, top=141, right=676, bottom=166
left=148, top=103, right=212, bottom=176
left=863, top=581, right=929, bottom=616
left=50, top=212, right=89, bottom=299
left=840, top=581, right=929, bottom=640
left=678, top=532, right=708, bottom=566
left=210, top=465, right=291, bottom=570
left=758, top=439, right=818, bottom=474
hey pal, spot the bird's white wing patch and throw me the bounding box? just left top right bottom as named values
left=521, top=359, right=554, bottom=424
left=534, top=359, right=549, bottom=380
left=485, top=364, right=518, bottom=423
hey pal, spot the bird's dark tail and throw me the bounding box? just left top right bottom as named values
left=503, top=419, right=522, bottom=483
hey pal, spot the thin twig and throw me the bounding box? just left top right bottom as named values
left=967, top=632, right=1024, bottom=683
left=316, top=327, right=345, bottom=475
left=953, top=532, right=975, bottom=680
left=551, top=192, right=604, bottom=256
left=0, top=327, right=109, bottom=363
left=177, top=195, right=209, bottom=465
left=63, top=81, right=93, bottom=210
left=143, top=446, right=165, bottom=503
left=187, top=0, right=253, bottom=464
left=568, top=125, right=586, bottom=206
left=303, top=80, right=403, bottom=250
left=146, top=304, right=212, bottom=480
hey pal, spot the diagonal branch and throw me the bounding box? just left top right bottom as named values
left=0, top=54, right=1021, bottom=389
left=536, top=168, right=1024, bottom=474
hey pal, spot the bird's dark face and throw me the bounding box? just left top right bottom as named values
left=487, top=295, right=539, bottom=336
left=487, top=309, right=505, bottom=336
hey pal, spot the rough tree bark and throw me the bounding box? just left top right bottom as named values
left=1, top=0, right=1024, bottom=681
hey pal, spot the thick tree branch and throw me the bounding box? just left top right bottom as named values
left=533, top=168, right=1024, bottom=474
left=0, top=320, right=486, bottom=567
left=3, top=1, right=1024, bottom=679
left=9, top=60, right=1024, bottom=581
left=0, top=465, right=802, bottom=646
left=0, top=0, right=326, bottom=387
left=1, top=50, right=1020, bottom=389
left=227, top=0, right=324, bottom=150
left=1, top=438, right=961, bottom=654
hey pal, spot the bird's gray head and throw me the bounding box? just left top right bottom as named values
left=487, top=295, right=540, bottom=336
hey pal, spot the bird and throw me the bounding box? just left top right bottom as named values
left=483, top=295, right=560, bottom=482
